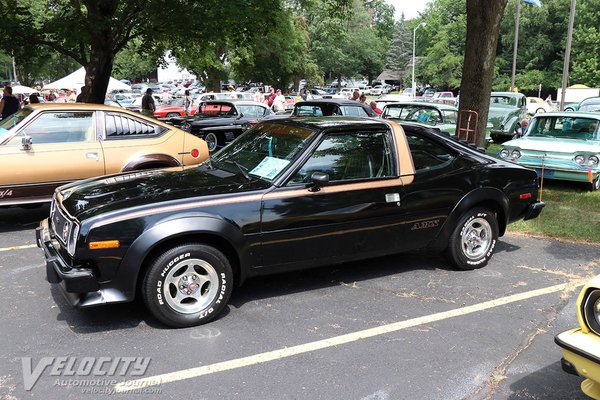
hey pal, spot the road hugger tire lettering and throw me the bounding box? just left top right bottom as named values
left=142, top=243, right=233, bottom=328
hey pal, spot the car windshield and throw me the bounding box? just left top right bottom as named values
left=197, top=103, right=235, bottom=117
left=167, top=98, right=185, bottom=107
left=0, top=108, right=34, bottom=143
left=212, top=122, right=316, bottom=181
left=527, top=116, right=599, bottom=140
left=490, top=96, right=517, bottom=106
left=382, top=105, right=443, bottom=125
left=579, top=99, right=600, bottom=113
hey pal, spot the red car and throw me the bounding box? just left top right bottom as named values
left=154, top=98, right=197, bottom=118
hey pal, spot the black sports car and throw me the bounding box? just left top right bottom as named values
left=186, top=100, right=274, bottom=151
left=37, top=118, right=544, bottom=328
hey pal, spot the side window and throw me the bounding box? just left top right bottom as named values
left=340, top=106, right=369, bottom=117
left=7, top=112, right=94, bottom=145
left=405, top=133, right=456, bottom=173
left=288, top=131, right=394, bottom=185
left=104, top=113, right=166, bottom=138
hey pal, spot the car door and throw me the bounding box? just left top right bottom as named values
left=259, top=128, right=413, bottom=270
left=0, top=111, right=104, bottom=203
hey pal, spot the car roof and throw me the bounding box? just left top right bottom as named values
left=262, top=116, right=387, bottom=131
left=530, top=111, right=600, bottom=119
left=580, top=97, right=600, bottom=105
left=296, top=98, right=368, bottom=106
left=491, top=92, right=525, bottom=97
left=27, top=103, right=127, bottom=112
left=383, top=102, right=457, bottom=110
left=198, top=100, right=267, bottom=106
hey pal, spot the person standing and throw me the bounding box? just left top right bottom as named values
left=272, top=89, right=286, bottom=113
left=184, top=90, right=193, bottom=115
left=29, top=93, right=40, bottom=104
left=0, top=86, right=20, bottom=120
left=253, top=88, right=264, bottom=104
left=76, top=86, right=86, bottom=102
left=369, top=101, right=382, bottom=115
left=67, top=90, right=77, bottom=103
left=266, top=87, right=276, bottom=107
left=141, top=88, right=156, bottom=117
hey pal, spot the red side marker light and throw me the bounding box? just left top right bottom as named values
left=191, top=149, right=200, bottom=158
left=519, top=193, right=532, bottom=200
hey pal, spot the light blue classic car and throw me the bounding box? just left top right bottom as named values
left=382, top=102, right=493, bottom=142
left=499, top=112, right=600, bottom=190
left=489, top=92, right=528, bottom=143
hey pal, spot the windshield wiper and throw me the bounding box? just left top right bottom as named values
left=224, top=160, right=251, bottom=180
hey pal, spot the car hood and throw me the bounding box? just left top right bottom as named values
left=59, top=166, right=270, bottom=221
left=503, top=136, right=600, bottom=153
left=190, top=116, right=240, bottom=128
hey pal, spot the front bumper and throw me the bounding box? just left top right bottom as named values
left=36, top=219, right=99, bottom=293
left=515, top=161, right=599, bottom=184
left=555, top=328, right=600, bottom=399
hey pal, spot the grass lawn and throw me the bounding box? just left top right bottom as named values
left=487, top=143, right=600, bottom=243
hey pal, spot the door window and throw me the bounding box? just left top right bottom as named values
left=6, top=112, right=94, bottom=146
left=288, top=131, right=395, bottom=185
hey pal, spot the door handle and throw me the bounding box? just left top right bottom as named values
left=86, top=152, right=99, bottom=161
left=385, top=193, right=400, bottom=205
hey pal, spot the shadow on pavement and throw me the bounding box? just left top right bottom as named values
left=504, top=361, right=587, bottom=400
left=0, top=204, right=50, bottom=233
left=49, top=249, right=451, bottom=332
left=229, top=250, right=452, bottom=309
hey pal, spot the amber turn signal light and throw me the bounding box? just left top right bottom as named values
left=89, top=240, right=120, bottom=250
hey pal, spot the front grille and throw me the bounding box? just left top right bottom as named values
left=50, top=200, right=73, bottom=245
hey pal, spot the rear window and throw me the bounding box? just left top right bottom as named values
left=105, top=113, right=166, bottom=138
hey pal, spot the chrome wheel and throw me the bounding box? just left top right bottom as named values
left=163, top=258, right=219, bottom=314
left=461, top=217, right=492, bottom=260
left=204, top=133, right=218, bottom=152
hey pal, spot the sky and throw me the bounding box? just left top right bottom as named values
left=385, top=0, right=431, bottom=21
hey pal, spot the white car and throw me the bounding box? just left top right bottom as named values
left=526, top=97, right=554, bottom=115
left=340, top=87, right=361, bottom=98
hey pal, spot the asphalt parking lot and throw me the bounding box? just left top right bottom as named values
left=0, top=205, right=598, bottom=400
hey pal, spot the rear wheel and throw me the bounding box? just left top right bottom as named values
left=166, top=112, right=180, bottom=117
left=204, top=132, right=223, bottom=152
left=445, top=208, right=499, bottom=270
left=142, top=243, right=233, bottom=328
left=535, top=108, right=546, bottom=114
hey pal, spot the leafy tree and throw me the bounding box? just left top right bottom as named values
left=0, top=0, right=176, bottom=103
left=414, top=0, right=467, bottom=90
left=112, top=39, right=164, bottom=81
left=570, top=0, right=600, bottom=87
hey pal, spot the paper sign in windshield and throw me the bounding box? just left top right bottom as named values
left=250, top=156, right=290, bottom=180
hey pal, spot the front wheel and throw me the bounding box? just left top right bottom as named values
left=142, top=243, right=233, bottom=328
left=445, top=208, right=499, bottom=270
left=166, top=112, right=180, bottom=117
left=591, top=177, right=600, bottom=192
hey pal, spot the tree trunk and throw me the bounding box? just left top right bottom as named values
left=84, top=47, right=115, bottom=104
left=458, top=0, right=509, bottom=147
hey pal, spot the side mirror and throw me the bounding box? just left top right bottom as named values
left=21, top=136, right=33, bottom=150
left=308, top=172, right=329, bottom=192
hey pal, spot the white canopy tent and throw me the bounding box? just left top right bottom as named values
left=11, top=85, right=38, bottom=95
left=44, top=67, right=130, bottom=93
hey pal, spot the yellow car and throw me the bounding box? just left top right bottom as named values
left=556, top=275, right=600, bottom=399
left=0, top=104, right=208, bottom=206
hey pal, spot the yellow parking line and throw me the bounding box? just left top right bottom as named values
left=114, top=280, right=584, bottom=392
left=0, top=244, right=37, bottom=252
